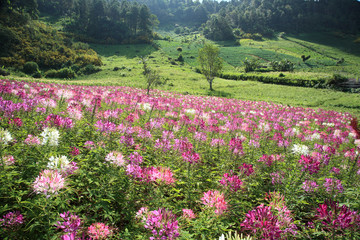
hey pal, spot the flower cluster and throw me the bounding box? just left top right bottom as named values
left=56, top=212, right=81, bottom=239
left=315, top=199, right=360, bottom=232
left=219, top=172, right=243, bottom=192
left=298, top=155, right=321, bottom=174
left=33, top=169, right=66, bottom=197
left=0, top=211, right=24, bottom=230
left=1, top=155, right=15, bottom=166
left=40, top=127, right=60, bottom=146
left=201, top=190, right=227, bottom=215
left=88, top=222, right=113, bottom=240
left=105, top=151, right=125, bottom=167
left=143, top=208, right=180, bottom=240
left=0, top=128, right=13, bottom=145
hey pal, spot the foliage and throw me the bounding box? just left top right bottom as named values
left=198, top=43, right=223, bottom=91
left=270, top=59, right=295, bottom=72
left=0, top=22, right=102, bottom=71
left=243, top=58, right=260, bottom=73
left=45, top=68, right=76, bottom=79
left=23, top=61, right=39, bottom=75
left=141, top=57, right=166, bottom=95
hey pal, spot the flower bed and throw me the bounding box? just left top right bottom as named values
left=0, top=79, right=359, bottom=239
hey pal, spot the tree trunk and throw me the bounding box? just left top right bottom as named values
left=209, top=79, right=214, bottom=91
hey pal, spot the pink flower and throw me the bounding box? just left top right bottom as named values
left=182, top=209, right=196, bottom=219
left=128, top=152, right=143, bottom=165
left=88, top=222, right=112, bottom=240
left=70, top=147, right=80, bottom=156
left=302, top=180, right=318, bottom=192
left=201, top=190, right=227, bottom=215
left=105, top=151, right=125, bottom=167
left=24, top=134, right=41, bottom=146
left=323, top=178, right=343, bottom=195
left=0, top=211, right=24, bottom=230
left=239, top=163, right=254, bottom=176
left=298, top=155, right=321, bottom=174
left=315, top=199, right=360, bottom=231
left=143, top=208, right=179, bottom=240
left=1, top=155, right=15, bottom=166
left=219, top=172, right=243, bottom=192
left=182, top=151, right=200, bottom=164
left=33, top=169, right=66, bottom=197
left=241, top=204, right=282, bottom=239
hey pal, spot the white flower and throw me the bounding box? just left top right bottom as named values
left=141, top=103, right=152, bottom=111
left=47, top=155, right=70, bottom=171
left=218, top=234, right=225, bottom=240
left=105, top=151, right=125, bottom=167
left=40, top=127, right=60, bottom=146
left=311, top=133, right=321, bottom=141
left=185, top=108, right=196, bottom=115
left=291, top=144, right=309, bottom=155
left=0, top=128, right=13, bottom=145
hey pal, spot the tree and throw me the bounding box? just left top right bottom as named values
left=198, top=43, right=222, bottom=91
left=141, top=57, right=166, bottom=95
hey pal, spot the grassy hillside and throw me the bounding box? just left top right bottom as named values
left=9, top=32, right=360, bottom=118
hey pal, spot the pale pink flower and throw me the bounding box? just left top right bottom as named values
left=24, top=134, right=41, bottom=146
left=105, top=151, right=125, bottom=167
left=182, top=209, right=196, bottom=219
left=33, top=169, right=66, bottom=197
left=1, top=155, right=15, bottom=166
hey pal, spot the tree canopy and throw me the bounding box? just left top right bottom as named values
left=198, top=43, right=223, bottom=91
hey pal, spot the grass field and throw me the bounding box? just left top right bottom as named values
left=11, top=32, right=360, bottom=118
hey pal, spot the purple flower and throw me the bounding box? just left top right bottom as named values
left=315, top=199, right=360, bottom=231
left=55, top=212, right=81, bottom=234
left=0, top=211, right=24, bottom=230
left=323, top=178, right=343, bottom=195
left=302, top=180, right=319, bottom=192
left=143, top=208, right=179, bottom=240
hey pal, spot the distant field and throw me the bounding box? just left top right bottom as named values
left=13, top=32, right=360, bottom=118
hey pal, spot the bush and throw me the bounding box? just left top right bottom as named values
left=270, top=59, right=295, bottom=72
left=32, top=70, right=42, bottom=78
left=23, top=61, right=39, bottom=74
left=45, top=69, right=58, bottom=78
left=57, top=68, right=76, bottom=79
left=45, top=68, right=76, bottom=79
left=176, top=54, right=184, bottom=63
left=243, top=58, right=260, bottom=73
left=0, top=67, right=9, bottom=76
left=81, top=64, right=101, bottom=75
left=325, top=74, right=347, bottom=86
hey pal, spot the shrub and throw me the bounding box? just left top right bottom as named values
left=81, top=64, right=101, bottom=75
left=176, top=54, right=184, bottom=63
left=325, top=74, right=347, bottom=86
left=57, top=67, right=76, bottom=79
left=32, top=70, right=42, bottom=78
left=23, top=61, right=39, bottom=74
left=45, top=69, right=58, bottom=78
left=0, top=67, right=9, bottom=76
left=243, top=58, right=260, bottom=73
left=270, top=59, right=295, bottom=72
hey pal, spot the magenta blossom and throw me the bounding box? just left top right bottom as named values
left=0, top=211, right=24, bottom=230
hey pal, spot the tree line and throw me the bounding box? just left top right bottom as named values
left=0, top=0, right=156, bottom=44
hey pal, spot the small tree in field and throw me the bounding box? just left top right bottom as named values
left=198, top=43, right=222, bottom=91
left=141, top=57, right=166, bottom=95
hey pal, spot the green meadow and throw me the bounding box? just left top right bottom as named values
left=13, top=32, right=360, bottom=118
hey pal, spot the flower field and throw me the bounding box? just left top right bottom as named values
left=1, top=79, right=360, bottom=239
